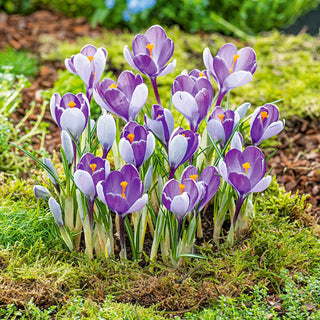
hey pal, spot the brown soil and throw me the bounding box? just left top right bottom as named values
left=1, top=8, right=320, bottom=317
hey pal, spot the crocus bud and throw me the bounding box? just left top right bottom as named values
left=61, top=130, right=74, bottom=167
left=43, top=158, right=60, bottom=193
left=33, top=185, right=50, bottom=200
left=97, top=113, right=116, bottom=159
left=48, top=197, right=64, bottom=227
left=230, top=132, right=243, bottom=151
left=144, top=165, right=153, bottom=193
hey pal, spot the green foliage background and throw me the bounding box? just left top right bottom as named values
left=1, top=0, right=320, bottom=37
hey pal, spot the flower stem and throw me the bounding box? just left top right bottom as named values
left=119, top=215, right=127, bottom=259
left=233, top=196, right=245, bottom=228
left=88, top=199, right=95, bottom=230
left=150, top=77, right=162, bottom=106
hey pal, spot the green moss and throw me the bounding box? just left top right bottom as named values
left=0, top=47, right=39, bottom=78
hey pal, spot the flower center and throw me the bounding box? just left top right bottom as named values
left=179, top=184, right=186, bottom=194
left=242, top=162, right=251, bottom=175
left=120, top=181, right=128, bottom=199
left=89, top=163, right=97, bottom=173
left=146, top=43, right=155, bottom=59
left=181, top=133, right=186, bottom=137
left=230, top=54, right=240, bottom=74
left=127, top=133, right=135, bottom=143
left=108, top=83, right=118, bottom=89
left=67, top=101, right=76, bottom=108
left=217, top=114, right=225, bottom=122
left=189, top=174, right=198, bottom=181
left=260, top=111, right=269, bottom=123
left=199, top=72, right=207, bottom=79
left=88, top=56, right=94, bottom=62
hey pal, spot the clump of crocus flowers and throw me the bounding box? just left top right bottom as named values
left=28, top=25, right=284, bottom=265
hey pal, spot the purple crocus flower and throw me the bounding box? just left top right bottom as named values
left=207, top=107, right=240, bottom=148
left=74, top=153, right=110, bottom=228
left=172, top=73, right=214, bottom=132
left=97, top=164, right=148, bottom=254
left=167, top=127, right=200, bottom=179
left=203, top=43, right=257, bottom=106
left=162, top=177, right=199, bottom=237
left=181, top=165, right=220, bottom=214
left=123, top=25, right=176, bottom=104
left=93, top=70, right=148, bottom=123
left=186, top=69, right=210, bottom=81
left=250, top=103, right=285, bottom=146
left=144, top=104, right=174, bottom=148
left=218, top=146, right=271, bottom=227
left=50, top=92, right=89, bottom=142
left=65, top=45, right=108, bottom=102
left=119, top=121, right=155, bottom=170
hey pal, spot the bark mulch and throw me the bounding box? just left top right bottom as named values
left=1, top=9, right=319, bottom=215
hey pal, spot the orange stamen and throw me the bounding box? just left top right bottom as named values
left=108, top=83, right=118, bottom=89
left=189, top=174, right=198, bottom=181
left=67, top=101, right=76, bottom=108
left=89, top=163, right=97, bottom=174
left=120, top=181, right=128, bottom=199
left=146, top=43, right=155, bottom=59
left=181, top=134, right=186, bottom=137
left=88, top=56, right=94, bottom=62
left=127, top=133, right=135, bottom=143
left=199, top=72, right=207, bottom=79
left=179, top=184, right=186, bottom=194
left=92, top=71, right=95, bottom=80
left=260, top=111, right=269, bottom=123
left=217, top=114, right=225, bottom=122
left=242, top=162, right=251, bottom=175
left=230, top=54, right=240, bottom=74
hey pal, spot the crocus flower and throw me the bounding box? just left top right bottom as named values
left=203, top=44, right=257, bottom=106
left=43, top=157, right=60, bottom=193
left=93, top=71, right=148, bottom=123
left=207, top=103, right=249, bottom=148
left=65, top=45, right=108, bottom=101
left=218, top=146, right=271, bottom=226
left=123, top=25, right=176, bottom=104
left=119, top=121, right=155, bottom=170
left=97, top=164, right=148, bottom=254
left=207, top=107, right=239, bottom=148
left=250, top=103, right=285, bottom=146
left=168, top=127, right=200, bottom=179
left=181, top=165, right=220, bottom=214
left=33, top=185, right=51, bottom=200
left=97, top=112, right=116, bottom=158
left=50, top=92, right=89, bottom=142
left=74, top=153, right=110, bottom=228
left=48, top=197, right=64, bottom=227
left=172, top=73, right=214, bottom=132
left=162, top=177, right=199, bottom=237
left=144, top=104, right=174, bottom=148
left=184, top=69, right=210, bottom=81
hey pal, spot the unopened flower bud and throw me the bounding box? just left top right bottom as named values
left=144, top=165, right=153, bottom=193
left=97, top=113, right=116, bottom=159
left=43, top=158, right=60, bottom=193
left=33, top=185, right=50, bottom=200
left=61, top=130, right=74, bottom=167
left=48, top=197, right=64, bottom=227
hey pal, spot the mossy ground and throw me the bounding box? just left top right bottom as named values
left=1, top=173, right=320, bottom=318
